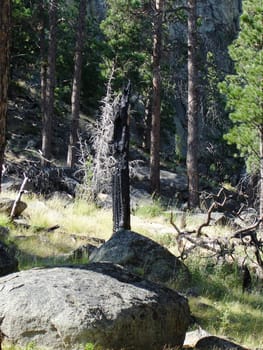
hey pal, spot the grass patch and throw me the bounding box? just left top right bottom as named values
left=134, top=199, right=164, bottom=218
left=2, top=191, right=112, bottom=269
left=185, top=256, right=263, bottom=349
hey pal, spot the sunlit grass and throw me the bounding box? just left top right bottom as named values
left=22, top=193, right=112, bottom=238
left=186, top=255, right=263, bottom=349
left=1, top=191, right=112, bottom=269
left=189, top=295, right=263, bottom=348
left=134, top=199, right=164, bottom=218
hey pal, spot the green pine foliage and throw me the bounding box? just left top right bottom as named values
left=219, top=0, right=263, bottom=173
left=100, top=0, right=152, bottom=92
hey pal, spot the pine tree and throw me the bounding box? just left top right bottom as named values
left=150, top=0, right=165, bottom=196
left=0, top=0, right=11, bottom=191
left=220, top=0, right=263, bottom=216
left=67, top=0, right=87, bottom=167
left=41, top=0, right=58, bottom=166
left=187, top=0, right=199, bottom=208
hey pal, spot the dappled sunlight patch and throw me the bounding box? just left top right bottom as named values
left=187, top=258, right=263, bottom=349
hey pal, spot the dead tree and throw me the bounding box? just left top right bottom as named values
left=170, top=188, right=263, bottom=289
left=111, top=82, right=131, bottom=233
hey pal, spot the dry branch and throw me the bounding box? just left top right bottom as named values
left=196, top=188, right=226, bottom=237
left=10, top=175, right=28, bottom=219
left=170, top=188, right=263, bottom=273
left=231, top=217, right=263, bottom=239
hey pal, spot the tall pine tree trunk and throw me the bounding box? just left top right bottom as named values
left=39, top=0, right=47, bottom=130
left=187, top=0, right=199, bottom=208
left=41, top=0, right=58, bottom=167
left=0, top=0, right=10, bottom=191
left=142, top=91, right=152, bottom=151
left=150, top=0, right=164, bottom=196
left=67, top=0, right=87, bottom=168
left=259, top=126, right=263, bottom=221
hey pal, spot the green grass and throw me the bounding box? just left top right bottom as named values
left=1, top=191, right=112, bottom=271
left=185, top=257, right=263, bottom=349
left=134, top=199, right=164, bottom=218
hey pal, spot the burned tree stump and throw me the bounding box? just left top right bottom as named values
left=111, top=82, right=131, bottom=233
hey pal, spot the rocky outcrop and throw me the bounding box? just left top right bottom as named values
left=0, top=241, right=18, bottom=277
left=90, top=230, right=190, bottom=286
left=184, top=329, right=249, bottom=350
left=195, top=336, right=249, bottom=350
left=87, top=0, right=106, bottom=20
left=0, top=263, right=190, bottom=350
left=166, top=0, right=242, bottom=161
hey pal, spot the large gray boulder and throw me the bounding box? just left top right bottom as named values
left=0, top=241, right=18, bottom=277
left=90, top=230, right=190, bottom=286
left=0, top=262, right=190, bottom=350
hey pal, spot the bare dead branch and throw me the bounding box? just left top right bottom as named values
left=170, top=188, right=263, bottom=272
left=169, top=211, right=182, bottom=236
left=46, top=224, right=60, bottom=232
left=10, top=174, right=28, bottom=220
left=196, top=188, right=226, bottom=237
left=231, top=217, right=263, bottom=239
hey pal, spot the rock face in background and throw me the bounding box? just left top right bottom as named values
left=166, top=0, right=242, bottom=159
left=90, top=230, right=190, bottom=286
left=87, top=0, right=106, bottom=20
left=0, top=263, right=190, bottom=350
left=198, top=0, right=242, bottom=34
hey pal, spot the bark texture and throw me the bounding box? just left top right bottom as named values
left=0, top=0, right=10, bottom=191
left=67, top=0, right=87, bottom=167
left=150, top=0, right=164, bottom=195
left=39, top=0, right=47, bottom=128
left=112, top=82, right=131, bottom=234
left=187, top=0, right=199, bottom=208
left=41, top=0, right=58, bottom=166
left=260, top=126, right=263, bottom=220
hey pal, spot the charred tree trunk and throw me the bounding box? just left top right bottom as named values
left=187, top=0, right=199, bottom=208
left=112, top=82, right=131, bottom=234
left=0, top=0, right=11, bottom=192
left=41, top=0, right=58, bottom=167
left=67, top=0, right=87, bottom=168
left=150, top=0, right=164, bottom=196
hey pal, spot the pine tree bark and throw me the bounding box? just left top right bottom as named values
left=39, top=0, right=47, bottom=127
left=38, top=0, right=48, bottom=153
left=0, top=0, right=10, bottom=192
left=150, top=0, right=164, bottom=196
left=259, top=126, right=263, bottom=221
left=67, top=0, right=87, bottom=168
left=187, top=0, right=199, bottom=208
left=41, top=0, right=58, bottom=167
left=142, top=91, right=152, bottom=151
